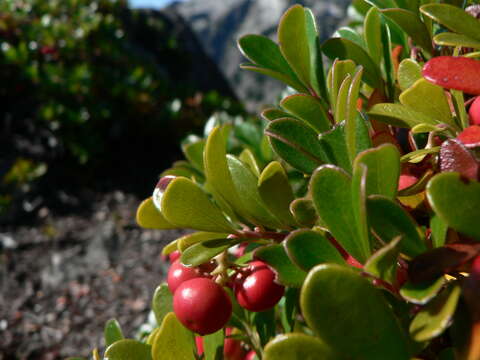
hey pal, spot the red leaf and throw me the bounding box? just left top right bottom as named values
left=458, top=125, right=480, bottom=148
left=423, top=56, right=480, bottom=95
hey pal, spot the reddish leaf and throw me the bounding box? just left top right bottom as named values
left=458, top=125, right=480, bottom=148
left=422, top=56, right=480, bottom=95
left=408, top=242, right=480, bottom=283
left=439, top=139, right=479, bottom=180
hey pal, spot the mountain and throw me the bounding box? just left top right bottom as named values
left=172, top=0, right=352, bottom=111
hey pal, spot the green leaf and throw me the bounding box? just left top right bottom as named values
left=397, top=59, right=422, bottom=91
left=203, top=330, right=224, bottom=360
left=152, top=312, right=195, bottom=360
left=161, top=177, right=235, bottom=233
left=364, top=236, right=401, bottom=284
left=104, top=319, right=124, bottom=347
left=434, top=32, right=480, bottom=50
left=104, top=340, right=152, bottom=360
left=431, top=215, right=448, bottom=248
left=239, top=149, right=260, bottom=177
left=280, top=94, right=331, bottom=133
left=368, top=103, right=438, bottom=128
left=345, top=67, right=364, bottom=163
left=399, top=79, right=457, bottom=129
left=400, top=277, right=446, bottom=305
left=289, top=198, right=318, bottom=227
left=181, top=238, right=239, bottom=267
left=327, top=59, right=357, bottom=117
left=367, top=195, right=427, bottom=257
left=353, top=144, right=400, bottom=199
left=177, top=232, right=230, bottom=253
left=310, top=165, right=370, bottom=263
left=364, top=7, right=383, bottom=65
left=421, top=4, right=480, bottom=42
left=182, top=140, right=205, bottom=172
left=334, top=74, right=352, bottom=125
left=322, top=37, right=384, bottom=89
left=258, top=161, right=297, bottom=226
left=317, top=122, right=352, bottom=173
left=136, top=198, right=176, bottom=230
left=227, top=155, right=282, bottom=229
left=265, top=118, right=327, bottom=173
left=381, top=9, right=433, bottom=56
left=279, top=287, right=299, bottom=333
left=240, top=64, right=309, bottom=93
left=253, top=308, right=276, bottom=346
left=285, top=229, right=345, bottom=271
left=410, top=283, right=461, bottom=342
left=278, top=5, right=311, bottom=88
left=255, top=244, right=307, bottom=287
left=152, top=284, right=173, bottom=326
left=261, top=108, right=292, bottom=122
left=426, top=173, right=480, bottom=240
left=301, top=264, right=410, bottom=360
left=264, top=333, right=336, bottom=360
left=381, top=20, right=395, bottom=100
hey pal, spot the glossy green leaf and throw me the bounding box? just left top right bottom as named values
left=380, top=20, right=395, bottom=100
left=451, top=88, right=469, bottom=130
left=381, top=9, right=433, bottom=56
left=254, top=308, right=276, bottom=346
left=364, top=236, right=401, bottom=284
left=136, top=198, right=176, bottom=230
left=239, top=149, right=260, bottom=177
left=301, top=264, right=410, bottom=360
left=104, top=340, right=152, bottom=360
left=203, top=330, right=224, bottom=360
left=364, top=7, right=383, bottom=65
left=227, top=155, right=282, bottom=229
left=421, top=4, right=480, bottom=42
left=410, top=283, right=461, bottom=342
left=278, top=5, right=311, bottom=88
left=285, top=229, right=345, bottom=271
left=431, top=215, right=448, bottom=248
left=322, top=37, right=383, bottom=89
left=353, top=144, right=400, bottom=199
left=400, top=277, right=446, bottom=305
left=264, top=333, right=336, bottom=360
left=327, top=59, right=356, bottom=116
left=317, top=122, right=352, bottom=173
left=411, top=123, right=443, bottom=133
left=261, top=108, right=292, bottom=122
left=240, top=64, right=309, bottom=93
left=368, top=103, right=438, bottom=128
left=310, top=165, right=370, bottom=263
left=161, top=177, right=235, bottom=233
left=334, top=74, right=352, bottom=125
left=338, top=27, right=365, bottom=49
left=177, top=232, right=230, bottom=253
left=289, top=198, right=318, bottom=227
left=280, top=94, right=330, bottom=133
left=255, top=244, right=307, bottom=287
left=152, top=312, right=195, bottom=360
left=104, top=319, right=124, bottom=348
left=397, top=59, right=422, bottom=91
left=426, top=173, right=480, bottom=240
left=279, top=287, right=299, bottom=333
left=182, top=140, right=205, bottom=172
left=258, top=161, right=296, bottom=226
left=345, top=67, right=363, bottom=163
left=399, top=79, right=456, bottom=129
left=152, top=284, right=173, bottom=327
left=367, top=195, right=426, bottom=257
left=181, top=238, right=239, bottom=267
left=265, top=118, right=327, bottom=173
left=434, top=33, right=480, bottom=50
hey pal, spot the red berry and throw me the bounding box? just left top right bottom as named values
left=457, top=125, right=480, bottom=147
left=168, top=250, right=180, bottom=263
left=195, top=336, right=204, bottom=356
left=398, top=174, right=418, bottom=191
left=173, top=278, right=232, bottom=335
left=469, top=96, right=480, bottom=125
left=224, top=328, right=246, bottom=360
left=244, top=350, right=257, bottom=360
left=167, top=260, right=205, bottom=294
left=234, top=261, right=284, bottom=312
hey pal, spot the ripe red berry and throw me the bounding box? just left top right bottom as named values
left=167, top=260, right=205, bottom=294
left=168, top=250, right=180, bottom=263
left=234, top=261, right=284, bottom=312
left=398, top=174, right=418, bottom=191
left=195, top=336, right=204, bottom=356
left=224, top=328, right=246, bottom=360
left=173, top=278, right=232, bottom=335
left=469, top=96, right=480, bottom=125
left=244, top=350, right=257, bottom=360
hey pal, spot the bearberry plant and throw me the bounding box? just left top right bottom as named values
left=84, top=1, right=480, bottom=359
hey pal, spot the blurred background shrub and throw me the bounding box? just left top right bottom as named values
left=0, top=0, right=243, bottom=222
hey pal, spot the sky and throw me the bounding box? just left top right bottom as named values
left=130, top=0, right=182, bottom=8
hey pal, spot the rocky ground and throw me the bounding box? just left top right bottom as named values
left=0, top=191, right=186, bottom=359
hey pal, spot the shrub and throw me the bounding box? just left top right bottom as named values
left=84, top=1, right=480, bottom=359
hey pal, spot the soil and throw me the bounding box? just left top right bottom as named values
left=0, top=191, right=187, bottom=359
